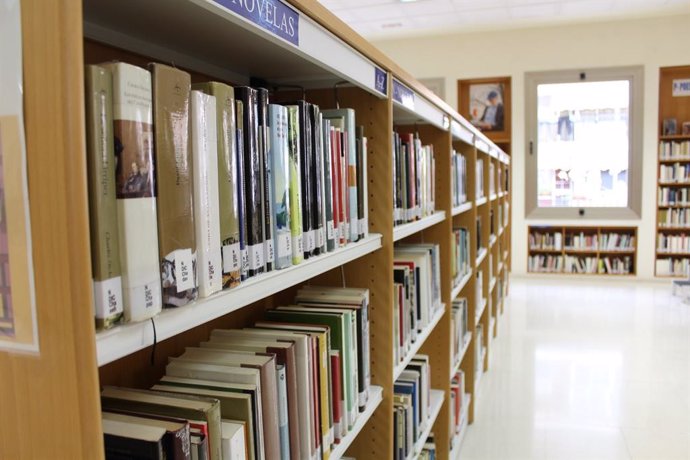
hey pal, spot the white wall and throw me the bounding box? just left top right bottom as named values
left=374, top=14, right=690, bottom=279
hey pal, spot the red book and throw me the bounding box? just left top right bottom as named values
left=330, top=351, right=343, bottom=443
left=310, top=336, right=321, bottom=455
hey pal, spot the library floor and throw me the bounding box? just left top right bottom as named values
left=462, top=277, right=690, bottom=460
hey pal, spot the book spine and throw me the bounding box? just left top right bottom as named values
left=191, top=91, right=222, bottom=298
left=330, top=351, right=343, bottom=442
left=85, top=65, right=124, bottom=330
left=356, top=126, right=366, bottom=239
left=276, top=364, right=290, bottom=460
left=330, top=128, right=342, bottom=247
left=339, top=130, right=348, bottom=245
left=268, top=104, right=292, bottom=270
left=151, top=63, right=198, bottom=308
left=310, top=105, right=325, bottom=256
left=194, top=82, right=241, bottom=289
left=286, top=105, right=304, bottom=265
left=236, top=87, right=264, bottom=277
left=298, top=102, right=315, bottom=259
left=235, top=99, right=249, bottom=281
left=357, top=299, right=370, bottom=411
left=105, top=62, right=162, bottom=322
left=346, top=113, right=358, bottom=242
left=321, top=119, right=335, bottom=252
left=257, top=88, right=274, bottom=273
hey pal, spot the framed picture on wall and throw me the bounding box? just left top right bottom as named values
left=458, top=76, right=511, bottom=143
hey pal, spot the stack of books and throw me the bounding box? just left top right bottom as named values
left=85, top=62, right=369, bottom=330
left=393, top=244, right=442, bottom=364
left=392, top=132, right=436, bottom=225
left=100, top=285, right=371, bottom=460
left=393, top=355, right=432, bottom=460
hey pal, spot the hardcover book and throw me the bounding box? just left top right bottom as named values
left=84, top=64, right=124, bottom=329
left=235, top=87, right=265, bottom=277
left=190, top=91, right=222, bottom=298
left=150, top=63, right=198, bottom=308
left=268, top=104, right=292, bottom=270
left=101, top=62, right=162, bottom=322
left=321, top=119, right=335, bottom=252
left=309, top=104, right=325, bottom=255
left=289, top=101, right=315, bottom=259
left=192, top=82, right=241, bottom=289
left=285, top=105, right=304, bottom=265
left=257, top=88, right=274, bottom=273
left=235, top=98, right=249, bottom=281
left=102, top=416, right=166, bottom=460
left=102, top=411, right=191, bottom=460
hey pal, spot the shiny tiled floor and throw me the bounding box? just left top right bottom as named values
left=461, top=277, right=690, bottom=460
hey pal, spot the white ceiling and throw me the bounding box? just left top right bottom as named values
left=318, top=0, right=690, bottom=40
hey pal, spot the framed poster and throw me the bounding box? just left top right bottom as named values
left=0, top=0, right=39, bottom=354
left=458, top=76, right=512, bottom=143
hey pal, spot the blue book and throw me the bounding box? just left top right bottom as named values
left=394, top=381, right=418, bottom=440
left=276, top=364, right=290, bottom=460
left=268, top=104, right=292, bottom=269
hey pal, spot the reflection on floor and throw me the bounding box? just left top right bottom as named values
left=462, top=276, right=690, bottom=460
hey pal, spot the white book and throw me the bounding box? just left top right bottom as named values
left=221, top=420, right=248, bottom=460
left=191, top=91, right=222, bottom=297
left=102, top=62, right=161, bottom=322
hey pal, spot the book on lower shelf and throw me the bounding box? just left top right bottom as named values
left=100, top=285, right=373, bottom=460
left=449, top=369, right=468, bottom=440
left=394, top=354, right=431, bottom=460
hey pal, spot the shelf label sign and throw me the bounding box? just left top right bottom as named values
left=374, top=67, right=387, bottom=96
left=392, top=79, right=415, bottom=110
left=0, top=0, right=39, bottom=354
left=212, top=0, right=300, bottom=46
left=672, top=79, right=690, bottom=97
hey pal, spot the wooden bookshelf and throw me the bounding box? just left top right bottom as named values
left=2, top=0, right=512, bottom=458
left=527, top=225, right=637, bottom=275
left=656, top=65, right=690, bottom=278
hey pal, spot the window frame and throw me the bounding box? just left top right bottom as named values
left=525, top=66, right=643, bottom=219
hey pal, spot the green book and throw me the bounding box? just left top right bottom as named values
left=285, top=105, right=303, bottom=265
left=84, top=64, right=124, bottom=330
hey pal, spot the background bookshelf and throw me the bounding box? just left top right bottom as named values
left=527, top=225, right=637, bottom=275
left=656, top=65, right=690, bottom=278
left=2, top=0, right=511, bottom=458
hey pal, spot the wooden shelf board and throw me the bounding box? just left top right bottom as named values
left=489, top=235, right=497, bottom=248
left=394, top=304, right=445, bottom=381
left=451, top=202, right=473, bottom=216
left=656, top=251, right=690, bottom=256
left=451, top=270, right=473, bottom=300
left=393, top=211, right=446, bottom=242
left=598, top=249, right=636, bottom=254
left=489, top=193, right=498, bottom=202
left=658, top=203, right=690, bottom=208
left=476, top=248, right=488, bottom=265
left=96, top=234, right=383, bottom=366
left=330, top=385, right=384, bottom=460
left=564, top=248, right=598, bottom=254
left=475, top=298, right=488, bottom=326
left=476, top=196, right=488, bottom=206
left=451, top=331, right=473, bottom=377
left=528, top=247, right=562, bottom=253
left=489, top=277, right=497, bottom=293
left=660, top=134, right=690, bottom=140
left=659, top=157, right=690, bottom=163
left=658, top=226, right=690, bottom=231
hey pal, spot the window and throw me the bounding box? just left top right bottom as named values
left=525, top=67, right=643, bottom=219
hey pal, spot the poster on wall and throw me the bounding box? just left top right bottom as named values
left=0, top=0, right=39, bottom=354
left=469, top=83, right=505, bottom=132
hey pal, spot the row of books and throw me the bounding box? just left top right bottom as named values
left=86, top=62, right=368, bottom=329
left=101, top=285, right=371, bottom=460
left=393, top=355, right=432, bottom=460
left=393, top=245, right=443, bottom=365
left=451, top=228, right=470, bottom=288
left=528, top=231, right=562, bottom=251
left=475, top=324, right=485, bottom=378
left=656, top=257, right=690, bottom=277
left=449, top=370, right=468, bottom=441
left=451, top=299, right=469, bottom=369
left=528, top=254, right=563, bottom=273
left=659, top=209, right=690, bottom=228
left=476, top=159, right=485, bottom=199
left=419, top=437, right=437, bottom=460
left=659, top=140, right=690, bottom=160
left=598, top=256, right=634, bottom=275
left=451, top=150, right=468, bottom=208
left=658, top=187, right=690, bottom=206
left=599, top=233, right=635, bottom=250
left=564, top=256, right=597, bottom=274
left=489, top=162, right=496, bottom=196
left=392, top=132, right=436, bottom=225
left=564, top=233, right=597, bottom=250
left=658, top=234, right=690, bottom=253
left=659, top=163, right=690, bottom=183
left=475, top=271, right=484, bottom=320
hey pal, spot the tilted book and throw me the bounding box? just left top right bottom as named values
left=101, top=62, right=162, bottom=322
left=285, top=105, right=304, bottom=265
left=150, top=63, right=198, bottom=308
left=322, top=108, right=358, bottom=243
left=235, top=87, right=265, bottom=277
left=268, top=104, right=292, bottom=270
left=84, top=65, right=124, bottom=330
left=192, top=82, right=241, bottom=289
left=190, top=90, right=222, bottom=298
left=257, top=88, right=275, bottom=273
